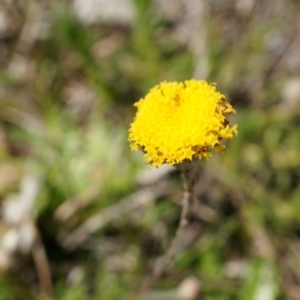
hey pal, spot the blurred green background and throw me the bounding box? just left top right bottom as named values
left=0, top=0, right=300, bottom=299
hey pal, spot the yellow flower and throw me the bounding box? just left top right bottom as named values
left=128, top=79, right=237, bottom=167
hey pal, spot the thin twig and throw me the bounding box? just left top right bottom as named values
left=32, top=226, right=53, bottom=297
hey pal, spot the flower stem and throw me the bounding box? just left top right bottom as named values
left=138, top=160, right=197, bottom=295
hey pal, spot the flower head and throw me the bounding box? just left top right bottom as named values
left=128, top=79, right=237, bottom=167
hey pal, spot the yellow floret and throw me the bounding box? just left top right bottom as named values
left=128, top=79, right=237, bottom=167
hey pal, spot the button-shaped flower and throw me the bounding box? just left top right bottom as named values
left=128, top=80, right=237, bottom=167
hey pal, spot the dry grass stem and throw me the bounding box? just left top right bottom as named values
left=61, top=180, right=173, bottom=249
